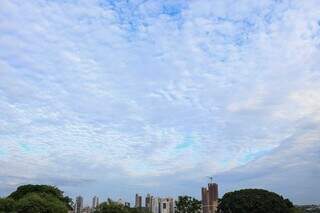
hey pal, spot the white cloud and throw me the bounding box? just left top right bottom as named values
left=0, top=0, right=319, bottom=202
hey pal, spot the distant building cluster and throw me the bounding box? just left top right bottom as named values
left=74, top=195, right=100, bottom=213
left=73, top=182, right=218, bottom=213
left=135, top=193, right=175, bottom=213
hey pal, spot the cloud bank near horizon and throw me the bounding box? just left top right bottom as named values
left=0, top=0, right=319, bottom=204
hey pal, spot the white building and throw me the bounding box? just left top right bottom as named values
left=92, top=196, right=99, bottom=209
left=151, top=197, right=161, bottom=213
left=74, top=196, right=83, bottom=213
left=160, top=198, right=175, bottom=213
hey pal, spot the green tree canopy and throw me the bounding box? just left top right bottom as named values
left=8, top=184, right=72, bottom=209
left=93, top=200, right=152, bottom=213
left=129, top=207, right=152, bottom=213
left=0, top=197, right=15, bottom=213
left=218, top=189, right=295, bottom=213
left=175, top=196, right=201, bottom=213
left=14, top=193, right=68, bottom=213
left=0, top=184, right=72, bottom=213
left=94, top=202, right=130, bottom=213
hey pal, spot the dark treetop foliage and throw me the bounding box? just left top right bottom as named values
left=0, top=197, right=15, bottom=213
left=94, top=200, right=152, bottom=213
left=218, top=188, right=295, bottom=213
left=129, top=207, right=152, bottom=213
left=94, top=202, right=130, bottom=213
left=175, top=196, right=201, bottom=213
left=0, top=184, right=72, bottom=213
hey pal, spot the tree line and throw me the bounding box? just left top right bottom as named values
left=0, top=184, right=304, bottom=213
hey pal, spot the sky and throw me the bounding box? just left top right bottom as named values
left=0, top=0, right=320, bottom=205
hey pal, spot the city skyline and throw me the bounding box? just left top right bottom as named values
left=72, top=190, right=181, bottom=213
left=73, top=182, right=218, bottom=213
left=0, top=0, right=320, bottom=205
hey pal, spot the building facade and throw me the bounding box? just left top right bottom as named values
left=146, top=193, right=153, bottom=210
left=151, top=197, right=160, bottom=213
left=135, top=194, right=142, bottom=208
left=201, top=183, right=218, bottom=213
left=159, top=198, right=175, bottom=213
left=92, top=196, right=99, bottom=210
left=74, top=196, right=83, bottom=213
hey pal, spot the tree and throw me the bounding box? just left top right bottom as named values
left=218, top=189, right=296, bottom=213
left=8, top=184, right=73, bottom=209
left=94, top=202, right=130, bottom=213
left=14, top=193, right=68, bottom=213
left=0, top=184, right=72, bottom=213
left=93, top=201, right=152, bottom=213
left=175, top=196, right=201, bottom=213
left=129, top=207, right=152, bottom=213
left=0, top=197, right=15, bottom=213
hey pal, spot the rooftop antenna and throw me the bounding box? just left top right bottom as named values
left=207, top=176, right=213, bottom=184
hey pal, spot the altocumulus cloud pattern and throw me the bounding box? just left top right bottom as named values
left=0, top=0, right=320, bottom=204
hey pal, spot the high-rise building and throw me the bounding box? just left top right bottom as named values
left=146, top=193, right=153, bottom=210
left=201, top=183, right=218, bottom=213
left=159, top=198, right=175, bottom=213
left=135, top=194, right=142, bottom=208
left=151, top=197, right=160, bottom=213
left=74, top=196, right=83, bottom=213
left=92, top=196, right=99, bottom=209
left=201, top=188, right=209, bottom=213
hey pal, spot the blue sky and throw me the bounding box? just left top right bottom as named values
left=0, top=0, right=320, bottom=205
